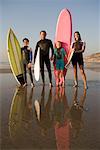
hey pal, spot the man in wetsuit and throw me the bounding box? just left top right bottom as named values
left=21, top=38, right=34, bottom=88
left=34, top=31, right=54, bottom=88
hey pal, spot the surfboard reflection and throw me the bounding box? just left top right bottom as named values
left=34, top=86, right=70, bottom=149
left=9, top=87, right=34, bottom=147
left=9, top=86, right=87, bottom=149
left=34, top=86, right=53, bottom=136
left=52, top=87, right=87, bottom=150
left=52, top=87, right=70, bottom=150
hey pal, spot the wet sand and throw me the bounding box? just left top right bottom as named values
left=0, top=68, right=100, bottom=150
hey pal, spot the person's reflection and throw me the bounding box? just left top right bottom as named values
left=69, top=88, right=87, bottom=138
left=9, top=87, right=34, bottom=146
left=22, top=87, right=34, bottom=126
left=34, top=86, right=53, bottom=137
left=52, top=87, right=71, bottom=150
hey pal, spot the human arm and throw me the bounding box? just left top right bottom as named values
left=62, top=48, right=68, bottom=59
left=27, top=48, right=33, bottom=68
left=50, top=40, right=54, bottom=60
left=81, top=41, right=86, bottom=53
left=70, top=42, right=75, bottom=50
left=29, top=48, right=33, bottom=63
left=53, top=49, right=56, bottom=63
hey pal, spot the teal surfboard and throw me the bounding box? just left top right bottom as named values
left=7, top=28, right=25, bottom=85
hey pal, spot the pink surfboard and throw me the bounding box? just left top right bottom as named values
left=55, top=122, right=70, bottom=150
left=54, top=9, right=73, bottom=78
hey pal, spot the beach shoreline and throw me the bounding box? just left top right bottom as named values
left=0, top=62, right=100, bottom=73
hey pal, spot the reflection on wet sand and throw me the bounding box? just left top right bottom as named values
left=9, top=86, right=87, bottom=150
left=52, top=87, right=70, bottom=150
left=34, top=86, right=53, bottom=137
left=9, top=87, right=34, bottom=148
left=69, top=88, right=87, bottom=138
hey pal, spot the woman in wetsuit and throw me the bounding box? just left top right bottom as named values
left=71, top=31, right=88, bottom=89
left=34, top=31, right=54, bottom=88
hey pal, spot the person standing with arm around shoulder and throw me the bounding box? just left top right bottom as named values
left=71, top=31, right=88, bottom=89
left=34, top=31, right=54, bottom=88
left=21, top=38, right=35, bottom=88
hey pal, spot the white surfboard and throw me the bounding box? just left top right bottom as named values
left=65, top=49, right=74, bottom=69
left=34, top=48, right=40, bottom=81
left=49, top=49, right=52, bottom=59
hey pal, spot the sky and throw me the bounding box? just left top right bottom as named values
left=0, top=0, right=100, bottom=62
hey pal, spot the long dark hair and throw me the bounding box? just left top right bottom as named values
left=74, top=31, right=82, bottom=41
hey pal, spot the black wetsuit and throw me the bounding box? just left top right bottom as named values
left=34, top=39, right=54, bottom=83
left=71, top=41, right=85, bottom=66
left=21, top=46, right=33, bottom=83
